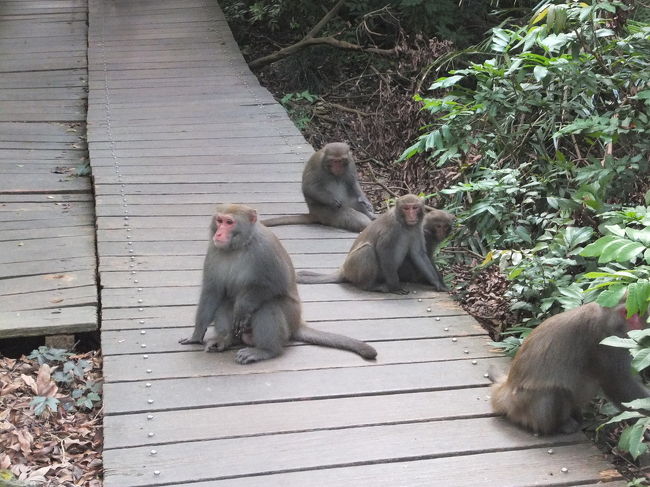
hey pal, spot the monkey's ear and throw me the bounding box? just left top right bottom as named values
left=248, top=210, right=258, bottom=224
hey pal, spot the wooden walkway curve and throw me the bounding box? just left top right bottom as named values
left=86, top=0, right=624, bottom=485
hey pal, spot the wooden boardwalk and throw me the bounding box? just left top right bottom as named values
left=0, top=0, right=97, bottom=338
left=87, top=0, right=624, bottom=485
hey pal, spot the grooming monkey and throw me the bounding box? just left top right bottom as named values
left=398, top=209, right=454, bottom=283
left=489, top=301, right=649, bottom=434
left=179, top=204, right=377, bottom=364
left=262, top=142, right=376, bottom=232
left=297, top=194, right=448, bottom=294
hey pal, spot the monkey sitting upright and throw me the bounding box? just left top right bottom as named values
left=398, top=209, right=454, bottom=283
left=297, top=194, right=448, bottom=294
left=489, top=301, right=649, bottom=435
left=261, top=142, right=376, bottom=232
left=179, top=204, right=377, bottom=364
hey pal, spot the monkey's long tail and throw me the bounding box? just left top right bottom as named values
left=296, top=270, right=344, bottom=284
left=294, top=326, right=377, bottom=360
left=261, top=214, right=314, bottom=227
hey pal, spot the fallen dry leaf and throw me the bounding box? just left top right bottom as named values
left=35, top=364, right=58, bottom=397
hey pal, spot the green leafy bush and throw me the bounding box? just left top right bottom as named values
left=403, top=0, right=650, bottom=325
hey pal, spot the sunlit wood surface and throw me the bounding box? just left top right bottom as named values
left=87, top=0, right=623, bottom=485
left=0, top=0, right=97, bottom=339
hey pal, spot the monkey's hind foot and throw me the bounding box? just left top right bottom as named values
left=235, top=347, right=279, bottom=364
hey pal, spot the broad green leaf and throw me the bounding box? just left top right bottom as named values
left=564, top=226, right=593, bottom=248
left=627, top=281, right=650, bottom=316
left=595, top=285, right=626, bottom=307
left=533, top=66, right=548, bottom=81
left=618, top=421, right=649, bottom=459
left=603, top=410, right=644, bottom=425
left=626, top=227, right=650, bottom=246
left=600, top=336, right=636, bottom=348
left=623, top=398, right=650, bottom=410
left=540, top=33, right=570, bottom=52
left=429, top=75, right=464, bottom=90
left=581, top=235, right=617, bottom=257
left=632, top=347, right=650, bottom=372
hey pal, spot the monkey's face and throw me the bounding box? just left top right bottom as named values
left=401, top=204, right=423, bottom=226
left=211, top=208, right=257, bottom=250
left=213, top=213, right=236, bottom=248
left=325, top=153, right=349, bottom=177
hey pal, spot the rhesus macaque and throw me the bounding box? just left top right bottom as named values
left=261, top=142, right=375, bottom=232
left=489, top=301, right=649, bottom=435
left=297, top=194, right=449, bottom=294
left=179, top=204, right=377, bottom=364
left=398, top=209, right=454, bottom=283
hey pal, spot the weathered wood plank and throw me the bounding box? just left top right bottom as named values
left=98, top=254, right=342, bottom=272
left=104, top=387, right=493, bottom=449
left=103, top=357, right=504, bottom=412
left=0, top=257, right=95, bottom=280
left=0, top=307, right=96, bottom=338
left=160, top=445, right=620, bottom=487
left=0, top=285, right=97, bottom=312
left=101, top=315, right=484, bottom=354
left=103, top=336, right=493, bottom=382
left=100, top=284, right=451, bottom=307
left=97, top=238, right=353, bottom=256
left=103, top=417, right=584, bottom=487
left=0, top=235, right=95, bottom=264
left=0, top=271, right=95, bottom=295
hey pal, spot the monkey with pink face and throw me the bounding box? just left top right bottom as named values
left=180, top=204, right=377, bottom=364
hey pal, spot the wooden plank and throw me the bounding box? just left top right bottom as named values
left=93, top=182, right=302, bottom=196
left=0, top=257, right=95, bottom=280
left=97, top=238, right=353, bottom=256
left=96, top=224, right=352, bottom=241
left=100, top=283, right=450, bottom=306
left=102, top=417, right=584, bottom=487
left=101, top=315, right=484, bottom=354
left=102, top=356, right=504, bottom=412
left=160, top=445, right=620, bottom=487
left=0, top=271, right=95, bottom=295
left=0, top=235, right=95, bottom=264
left=0, top=285, right=97, bottom=312
left=99, top=298, right=460, bottom=323
left=0, top=306, right=96, bottom=338
left=94, top=202, right=307, bottom=217
left=104, top=387, right=493, bottom=449
left=98, top=254, right=342, bottom=272
left=103, top=336, right=493, bottom=382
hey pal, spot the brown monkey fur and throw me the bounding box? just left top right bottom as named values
left=179, top=204, right=377, bottom=364
left=398, top=209, right=454, bottom=283
left=261, top=142, right=375, bottom=232
left=489, top=301, right=649, bottom=434
left=297, top=194, right=448, bottom=294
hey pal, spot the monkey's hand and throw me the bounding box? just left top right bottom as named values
left=233, top=312, right=252, bottom=337
left=333, top=198, right=343, bottom=208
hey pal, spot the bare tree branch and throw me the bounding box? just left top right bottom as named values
left=248, top=1, right=396, bottom=70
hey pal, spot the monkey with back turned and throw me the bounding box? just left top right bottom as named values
left=179, top=203, right=377, bottom=364
left=297, top=194, right=449, bottom=294
left=489, top=301, right=649, bottom=434
left=262, top=142, right=376, bottom=232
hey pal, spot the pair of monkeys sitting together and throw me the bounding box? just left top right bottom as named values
left=180, top=142, right=648, bottom=435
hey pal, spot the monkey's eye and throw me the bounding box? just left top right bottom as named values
left=216, top=217, right=223, bottom=224
left=226, top=219, right=234, bottom=225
